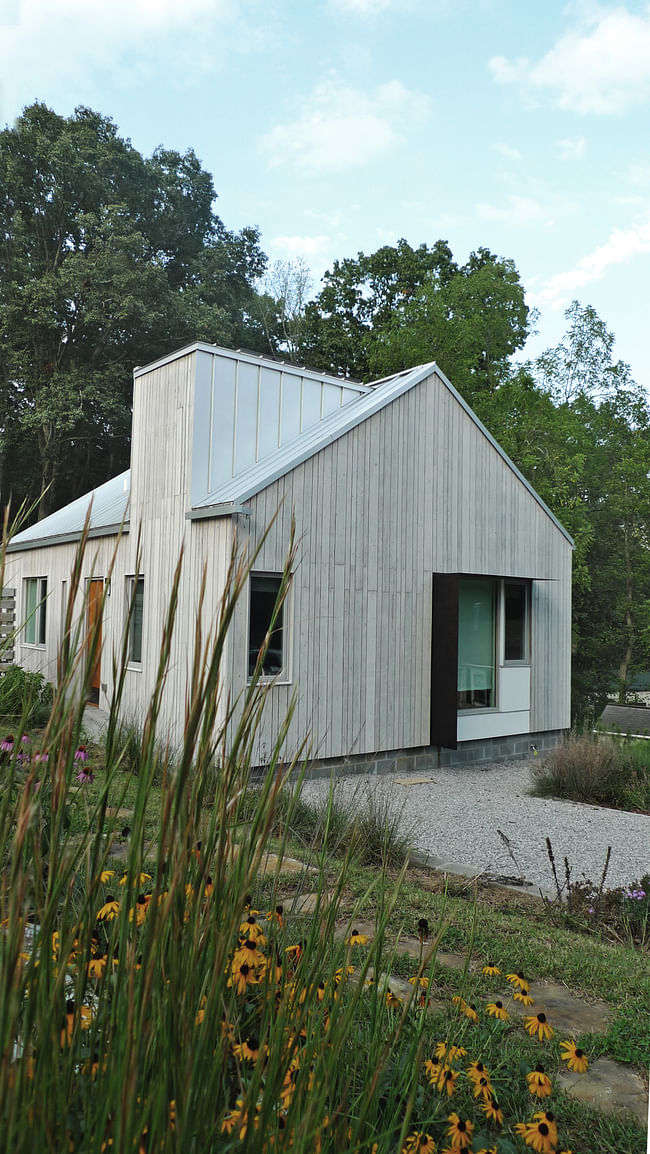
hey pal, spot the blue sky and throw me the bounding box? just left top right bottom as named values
left=2, top=0, right=650, bottom=387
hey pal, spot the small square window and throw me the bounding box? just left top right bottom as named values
left=127, top=577, right=144, bottom=664
left=248, top=573, right=285, bottom=678
left=24, top=577, right=47, bottom=646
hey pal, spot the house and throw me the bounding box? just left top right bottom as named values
left=6, top=342, right=572, bottom=771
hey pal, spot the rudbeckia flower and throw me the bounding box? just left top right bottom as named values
left=345, top=928, right=370, bottom=946
left=526, top=1064, right=552, bottom=1098
left=97, top=897, right=120, bottom=921
left=446, top=1113, right=474, bottom=1146
left=386, top=989, right=403, bottom=1009
left=506, top=971, right=528, bottom=991
left=466, top=1059, right=489, bottom=1080
left=228, top=962, right=256, bottom=996
left=424, top=1059, right=442, bottom=1083
left=334, top=964, right=355, bottom=984
left=232, top=1035, right=263, bottom=1063
left=559, top=1040, right=589, bottom=1072
left=515, top=1113, right=558, bottom=1153
left=410, top=975, right=430, bottom=989
left=480, top=1094, right=503, bottom=1125
left=524, top=1012, right=554, bottom=1042
left=401, top=1131, right=436, bottom=1153
left=486, top=1000, right=509, bottom=1021
left=481, top=963, right=500, bottom=976
left=435, top=1068, right=459, bottom=1097
left=221, top=1100, right=249, bottom=1140
left=472, top=1074, right=493, bottom=1100
left=119, top=871, right=152, bottom=887
left=514, top=989, right=534, bottom=1005
left=99, top=870, right=115, bottom=884
left=461, top=1002, right=479, bottom=1023
left=87, top=955, right=108, bottom=980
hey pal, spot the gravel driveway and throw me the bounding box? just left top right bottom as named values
left=301, top=758, right=650, bottom=895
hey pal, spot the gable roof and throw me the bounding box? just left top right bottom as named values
left=7, top=471, right=130, bottom=552
left=8, top=350, right=573, bottom=552
left=189, top=360, right=574, bottom=547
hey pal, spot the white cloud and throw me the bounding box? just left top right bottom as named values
left=269, top=234, right=331, bottom=259
left=557, top=135, right=587, bottom=160
left=530, top=215, right=650, bottom=311
left=260, top=76, right=429, bottom=175
left=475, top=195, right=553, bottom=227
left=0, top=0, right=253, bottom=123
left=489, top=7, right=650, bottom=114
left=494, top=142, right=523, bottom=161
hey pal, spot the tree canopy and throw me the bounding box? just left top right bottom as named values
left=0, top=102, right=266, bottom=516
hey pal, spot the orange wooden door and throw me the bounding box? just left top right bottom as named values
left=87, top=579, right=103, bottom=705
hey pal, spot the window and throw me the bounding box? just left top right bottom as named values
left=127, top=577, right=144, bottom=665
left=504, top=581, right=528, bottom=662
left=248, top=573, right=285, bottom=678
left=24, top=577, right=47, bottom=646
left=457, top=579, right=495, bottom=709
left=456, top=578, right=530, bottom=710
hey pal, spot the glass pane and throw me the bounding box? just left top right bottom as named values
left=249, top=574, right=284, bottom=677
left=37, top=579, right=47, bottom=644
left=129, top=578, right=144, bottom=663
left=505, top=583, right=526, bottom=661
left=457, top=580, right=495, bottom=708
left=25, top=579, right=37, bottom=644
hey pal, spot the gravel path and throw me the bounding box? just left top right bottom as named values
left=301, top=759, right=650, bottom=895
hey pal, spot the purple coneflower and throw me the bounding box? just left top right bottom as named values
left=74, top=745, right=89, bottom=762
left=76, top=768, right=94, bottom=785
left=0, top=735, right=14, bottom=752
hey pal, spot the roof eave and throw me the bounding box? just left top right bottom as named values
left=6, top=523, right=128, bottom=553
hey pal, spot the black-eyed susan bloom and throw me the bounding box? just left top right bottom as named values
left=87, top=955, right=108, bottom=980
left=526, top=1064, right=552, bottom=1098
left=514, top=1112, right=558, bottom=1153
left=345, top=928, right=370, bottom=946
left=435, top=1068, right=459, bottom=1097
left=524, top=1012, right=554, bottom=1042
left=446, top=1113, right=474, bottom=1147
left=481, top=963, right=500, bottom=976
left=514, top=989, right=535, bottom=1005
left=466, top=1059, right=491, bottom=1083
left=99, top=870, right=115, bottom=884
left=472, top=1074, right=493, bottom=1100
left=228, top=962, right=256, bottom=996
left=97, top=897, right=120, bottom=921
left=480, top=1094, right=503, bottom=1126
left=461, top=1002, right=479, bottom=1023
left=559, top=1040, right=589, bottom=1072
left=486, top=1000, right=509, bottom=1021
left=401, top=1130, right=436, bottom=1153
left=506, top=971, right=529, bottom=991
left=424, top=1059, right=442, bottom=1083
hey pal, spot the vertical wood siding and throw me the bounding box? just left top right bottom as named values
left=226, top=370, right=572, bottom=763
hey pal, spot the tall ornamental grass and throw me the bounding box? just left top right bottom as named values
left=0, top=524, right=440, bottom=1154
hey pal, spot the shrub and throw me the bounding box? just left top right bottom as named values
left=532, top=733, right=628, bottom=806
left=0, top=663, right=53, bottom=728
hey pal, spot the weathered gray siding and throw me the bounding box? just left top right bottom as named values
left=226, top=369, right=572, bottom=763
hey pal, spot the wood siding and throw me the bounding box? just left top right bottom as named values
left=225, top=369, right=572, bottom=763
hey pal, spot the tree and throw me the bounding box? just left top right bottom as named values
left=252, top=258, right=313, bottom=361
left=532, top=300, right=633, bottom=403
left=300, top=238, right=457, bottom=378
left=300, top=239, right=529, bottom=399
left=0, top=102, right=267, bottom=518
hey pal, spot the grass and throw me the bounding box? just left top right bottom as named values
left=532, top=731, right=650, bottom=811
left=0, top=528, right=648, bottom=1154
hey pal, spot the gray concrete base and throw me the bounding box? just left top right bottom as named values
left=300, top=729, right=564, bottom=781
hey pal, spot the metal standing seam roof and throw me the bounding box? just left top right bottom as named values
left=189, top=361, right=575, bottom=548
left=7, top=353, right=574, bottom=552
left=7, top=471, right=130, bottom=552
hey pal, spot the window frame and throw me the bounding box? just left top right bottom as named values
left=457, top=577, right=531, bottom=715
left=126, top=575, right=144, bottom=668
left=23, top=577, right=47, bottom=647
left=247, top=571, right=290, bottom=683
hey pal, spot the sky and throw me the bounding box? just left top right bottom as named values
left=1, top=0, right=650, bottom=387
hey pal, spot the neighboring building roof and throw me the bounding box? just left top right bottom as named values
left=598, top=703, right=650, bottom=736
left=189, top=360, right=575, bottom=548
left=7, top=471, right=130, bottom=552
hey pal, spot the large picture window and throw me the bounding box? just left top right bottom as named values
left=248, top=573, right=285, bottom=678
left=24, top=577, right=47, bottom=646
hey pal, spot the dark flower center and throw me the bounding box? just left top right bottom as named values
left=576, top=1048, right=584, bottom=1057
left=537, top=1013, right=546, bottom=1022
left=458, top=1120, right=467, bottom=1131
left=239, top=964, right=250, bottom=977
left=535, top=1063, right=545, bottom=1073
left=495, top=1001, right=503, bottom=1008
left=539, top=1124, right=549, bottom=1136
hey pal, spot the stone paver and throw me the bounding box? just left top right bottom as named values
left=559, top=1057, right=649, bottom=1126
left=259, top=853, right=316, bottom=877
left=506, top=979, right=614, bottom=1034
